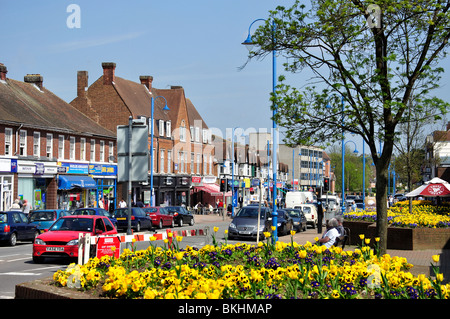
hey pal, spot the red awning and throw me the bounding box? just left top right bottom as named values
left=194, top=183, right=231, bottom=197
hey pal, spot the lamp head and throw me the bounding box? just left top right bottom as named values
left=242, top=34, right=255, bottom=52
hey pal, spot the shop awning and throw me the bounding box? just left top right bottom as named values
left=194, top=183, right=231, bottom=197
left=58, top=175, right=97, bottom=190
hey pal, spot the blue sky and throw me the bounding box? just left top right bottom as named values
left=1, top=0, right=450, bottom=151
left=1, top=0, right=296, bottom=142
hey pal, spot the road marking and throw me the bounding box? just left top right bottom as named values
left=0, top=272, right=41, bottom=276
left=6, top=257, right=30, bottom=262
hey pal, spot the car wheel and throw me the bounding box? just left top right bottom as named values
left=158, top=220, right=163, bottom=229
left=178, top=219, right=183, bottom=227
left=189, top=217, right=194, bottom=226
left=9, top=233, right=17, bottom=246
left=136, top=222, right=141, bottom=232
left=171, top=219, right=175, bottom=228
left=31, top=231, right=40, bottom=242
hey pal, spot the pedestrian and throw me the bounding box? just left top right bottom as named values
left=11, top=199, right=21, bottom=210
left=119, top=199, right=127, bottom=208
left=316, top=198, right=324, bottom=234
left=318, top=218, right=340, bottom=249
left=22, top=199, right=32, bottom=215
left=335, top=215, right=345, bottom=236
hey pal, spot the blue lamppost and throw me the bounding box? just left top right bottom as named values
left=150, top=95, right=170, bottom=206
left=230, top=127, right=243, bottom=217
left=242, top=18, right=278, bottom=241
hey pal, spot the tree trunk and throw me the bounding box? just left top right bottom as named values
left=375, top=158, right=389, bottom=255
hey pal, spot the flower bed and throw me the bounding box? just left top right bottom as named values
left=51, top=231, right=450, bottom=299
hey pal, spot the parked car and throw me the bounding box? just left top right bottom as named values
left=283, top=208, right=307, bottom=232
left=29, top=209, right=71, bottom=233
left=113, top=207, right=152, bottom=232
left=296, top=204, right=318, bottom=229
left=142, top=207, right=174, bottom=229
left=0, top=210, right=39, bottom=246
left=165, top=206, right=195, bottom=227
left=227, top=206, right=272, bottom=240
left=274, top=209, right=294, bottom=236
left=32, top=215, right=117, bottom=263
left=73, top=208, right=118, bottom=228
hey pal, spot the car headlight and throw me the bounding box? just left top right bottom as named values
left=229, top=223, right=236, bottom=229
left=66, top=239, right=79, bottom=246
left=35, top=238, right=46, bottom=245
left=277, top=222, right=282, bottom=227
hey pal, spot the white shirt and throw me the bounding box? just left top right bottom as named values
left=322, top=228, right=340, bottom=248
left=119, top=201, right=127, bottom=208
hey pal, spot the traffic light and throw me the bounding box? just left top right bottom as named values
left=220, top=178, right=228, bottom=192
left=323, top=177, right=330, bottom=191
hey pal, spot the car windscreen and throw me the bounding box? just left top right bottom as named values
left=29, top=211, right=55, bottom=222
left=113, top=209, right=129, bottom=217
left=143, top=208, right=157, bottom=213
left=285, top=209, right=301, bottom=217
left=49, top=217, right=93, bottom=232
left=235, top=208, right=265, bottom=218
left=302, top=206, right=311, bottom=213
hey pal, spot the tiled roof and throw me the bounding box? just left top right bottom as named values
left=0, top=78, right=115, bottom=137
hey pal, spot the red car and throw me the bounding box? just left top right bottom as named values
left=32, top=215, right=117, bottom=263
left=142, top=207, right=174, bottom=229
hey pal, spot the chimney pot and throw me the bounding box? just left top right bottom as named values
left=139, top=75, right=153, bottom=90
left=102, top=62, right=116, bottom=85
left=24, top=74, right=43, bottom=90
left=0, top=64, right=7, bottom=81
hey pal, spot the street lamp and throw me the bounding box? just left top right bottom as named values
left=242, top=18, right=278, bottom=241
left=150, top=95, right=170, bottom=207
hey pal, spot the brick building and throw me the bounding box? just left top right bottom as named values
left=0, top=64, right=116, bottom=211
left=70, top=62, right=216, bottom=207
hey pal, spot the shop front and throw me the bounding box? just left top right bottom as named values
left=17, top=160, right=58, bottom=210
left=89, top=163, right=117, bottom=212
left=0, top=158, right=17, bottom=211
left=57, top=162, right=96, bottom=211
left=149, top=174, right=191, bottom=207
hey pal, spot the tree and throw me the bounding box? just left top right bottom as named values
left=244, top=0, right=450, bottom=254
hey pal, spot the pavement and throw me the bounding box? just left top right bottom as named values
left=193, top=213, right=450, bottom=282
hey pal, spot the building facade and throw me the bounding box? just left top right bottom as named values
left=70, top=62, right=216, bottom=207
left=0, top=64, right=117, bottom=211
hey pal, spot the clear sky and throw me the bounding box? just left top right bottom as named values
left=1, top=0, right=449, bottom=151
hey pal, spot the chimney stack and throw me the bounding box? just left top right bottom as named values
left=0, top=64, right=7, bottom=81
left=77, top=71, right=89, bottom=97
left=102, top=62, right=116, bottom=85
left=139, top=75, right=153, bottom=90
left=24, top=74, right=43, bottom=90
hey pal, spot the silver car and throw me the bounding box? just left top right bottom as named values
left=228, top=206, right=272, bottom=240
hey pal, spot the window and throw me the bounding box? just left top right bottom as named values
left=159, top=120, right=164, bottom=137
left=19, top=130, right=27, bottom=156
left=180, top=121, right=186, bottom=142
left=69, top=136, right=75, bottom=160
left=33, top=132, right=41, bottom=157
left=90, top=139, right=95, bottom=161
left=190, top=127, right=194, bottom=142
left=197, top=154, right=200, bottom=175
left=191, top=152, right=195, bottom=174
left=203, top=155, right=207, bottom=175
left=100, top=140, right=105, bottom=162
left=196, top=127, right=200, bottom=143
left=58, top=135, right=64, bottom=159
left=202, top=129, right=207, bottom=143
left=166, top=121, right=171, bottom=138
left=160, top=149, right=165, bottom=173
left=46, top=133, right=53, bottom=158
left=209, top=155, right=213, bottom=175
left=5, top=128, right=12, bottom=156
left=108, top=141, right=114, bottom=162
left=80, top=138, right=86, bottom=161
left=167, top=150, right=172, bottom=173
left=152, top=148, right=156, bottom=172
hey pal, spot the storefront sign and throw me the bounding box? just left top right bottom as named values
left=191, top=176, right=203, bottom=186
left=89, top=164, right=117, bottom=176
left=0, top=159, right=17, bottom=173
left=96, top=236, right=120, bottom=259
left=58, top=162, right=89, bottom=174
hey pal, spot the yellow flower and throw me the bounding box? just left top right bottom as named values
left=224, top=230, right=228, bottom=234
left=314, top=237, right=319, bottom=242
left=176, top=236, right=183, bottom=242
left=432, top=255, right=440, bottom=263
left=436, top=273, right=444, bottom=282
left=213, top=226, right=219, bottom=232
left=150, top=236, right=156, bottom=241
left=290, top=230, right=296, bottom=236
left=375, top=237, right=380, bottom=242
left=359, top=234, right=365, bottom=240
left=331, top=289, right=340, bottom=299
left=263, top=232, right=271, bottom=238
left=365, top=238, right=371, bottom=245
left=167, top=232, right=173, bottom=238
left=271, top=226, right=276, bottom=231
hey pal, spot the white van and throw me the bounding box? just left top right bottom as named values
left=285, top=191, right=315, bottom=208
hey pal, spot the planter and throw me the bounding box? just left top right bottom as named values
left=344, top=220, right=450, bottom=250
